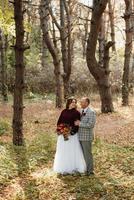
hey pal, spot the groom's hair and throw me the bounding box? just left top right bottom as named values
left=84, top=97, right=90, bottom=105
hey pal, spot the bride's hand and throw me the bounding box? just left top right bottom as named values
left=74, top=120, right=80, bottom=126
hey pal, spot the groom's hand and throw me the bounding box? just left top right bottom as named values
left=74, top=120, right=80, bottom=126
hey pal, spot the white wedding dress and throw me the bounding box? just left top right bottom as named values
left=53, top=133, right=86, bottom=174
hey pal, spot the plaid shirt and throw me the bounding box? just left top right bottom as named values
left=78, top=107, right=96, bottom=141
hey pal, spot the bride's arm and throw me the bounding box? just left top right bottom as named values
left=57, top=110, right=64, bottom=125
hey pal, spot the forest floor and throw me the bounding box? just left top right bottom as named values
left=0, top=95, right=134, bottom=200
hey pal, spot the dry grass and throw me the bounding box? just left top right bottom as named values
left=0, top=95, right=134, bottom=200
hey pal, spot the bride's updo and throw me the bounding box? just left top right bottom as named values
left=66, top=97, right=77, bottom=109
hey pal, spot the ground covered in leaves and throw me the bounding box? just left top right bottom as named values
left=0, top=95, right=134, bottom=200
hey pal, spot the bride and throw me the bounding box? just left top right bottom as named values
left=53, top=97, right=86, bottom=174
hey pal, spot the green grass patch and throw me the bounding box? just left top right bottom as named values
left=0, top=144, right=18, bottom=187
left=0, top=135, right=134, bottom=199
left=0, top=118, right=11, bottom=136
left=0, top=132, right=55, bottom=188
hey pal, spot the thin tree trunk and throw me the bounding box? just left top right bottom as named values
left=48, top=0, right=73, bottom=99
left=60, top=1, right=67, bottom=97
left=108, top=0, right=116, bottom=51
left=122, top=0, right=132, bottom=106
left=0, top=29, right=8, bottom=101
left=52, top=21, right=64, bottom=107
left=86, top=0, right=114, bottom=113
left=131, top=0, right=134, bottom=89
left=12, top=0, right=25, bottom=145
left=60, top=0, right=69, bottom=99
left=60, top=0, right=73, bottom=99
left=41, top=39, right=48, bottom=68
left=39, top=0, right=64, bottom=108
left=3, top=34, right=8, bottom=101
left=64, top=0, right=72, bottom=98
left=82, top=10, right=90, bottom=58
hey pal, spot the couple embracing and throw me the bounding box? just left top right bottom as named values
left=53, top=97, right=96, bottom=176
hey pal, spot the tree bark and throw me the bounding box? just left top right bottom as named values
left=98, top=15, right=106, bottom=67
left=41, top=38, right=48, bottom=68
left=86, top=0, right=114, bottom=113
left=108, top=0, right=116, bottom=51
left=39, top=0, right=64, bottom=108
left=99, top=41, right=114, bottom=112
left=12, top=0, right=25, bottom=145
left=59, top=0, right=73, bottom=99
left=63, top=0, right=72, bottom=99
left=60, top=0, right=69, bottom=99
left=0, top=29, right=8, bottom=101
left=82, top=9, right=90, bottom=58
left=122, top=0, right=132, bottom=106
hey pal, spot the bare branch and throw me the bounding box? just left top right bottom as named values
left=48, top=5, right=61, bottom=31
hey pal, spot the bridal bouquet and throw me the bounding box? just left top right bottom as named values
left=57, top=123, right=71, bottom=141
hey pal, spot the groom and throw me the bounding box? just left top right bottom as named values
left=75, top=97, right=96, bottom=176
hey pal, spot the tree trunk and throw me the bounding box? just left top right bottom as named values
left=86, top=0, right=114, bottom=113
left=64, top=0, right=72, bottom=99
left=98, top=15, right=105, bottom=67
left=108, top=0, right=116, bottom=51
left=98, top=41, right=114, bottom=112
left=41, top=40, right=48, bottom=68
left=60, top=0, right=69, bottom=99
left=82, top=10, right=90, bottom=58
left=60, top=0, right=73, bottom=99
left=39, top=0, right=64, bottom=108
left=122, top=0, right=132, bottom=106
left=0, top=29, right=8, bottom=101
left=12, top=0, right=25, bottom=145
left=48, top=0, right=73, bottom=99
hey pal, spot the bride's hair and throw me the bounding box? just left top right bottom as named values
left=66, top=97, right=77, bottom=109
